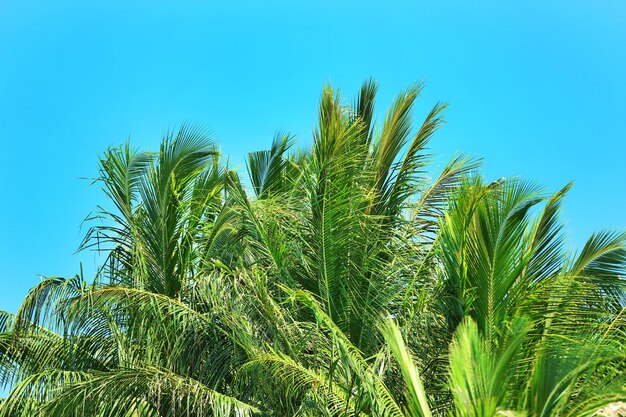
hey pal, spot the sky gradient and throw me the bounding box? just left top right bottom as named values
left=0, top=0, right=625, bottom=314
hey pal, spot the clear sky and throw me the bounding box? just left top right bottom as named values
left=0, top=0, right=624, bottom=314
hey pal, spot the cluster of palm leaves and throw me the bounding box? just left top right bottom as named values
left=0, top=80, right=624, bottom=417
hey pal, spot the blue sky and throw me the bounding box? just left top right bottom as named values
left=0, top=0, right=624, bottom=314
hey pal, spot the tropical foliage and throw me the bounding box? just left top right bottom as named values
left=0, top=80, right=624, bottom=417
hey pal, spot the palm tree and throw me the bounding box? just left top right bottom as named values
left=0, top=80, right=623, bottom=417
left=386, top=177, right=626, bottom=417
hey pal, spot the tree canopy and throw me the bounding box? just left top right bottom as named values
left=0, top=80, right=624, bottom=417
